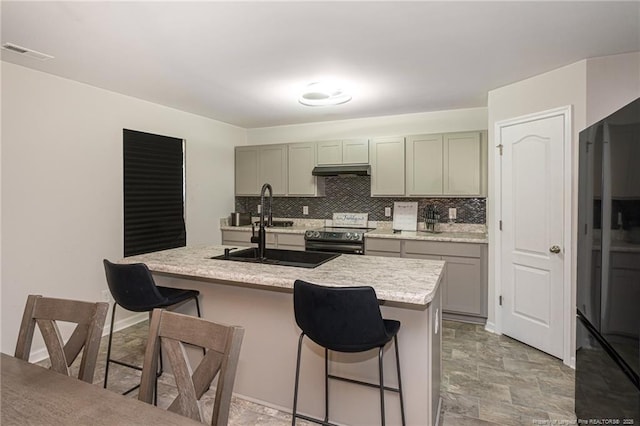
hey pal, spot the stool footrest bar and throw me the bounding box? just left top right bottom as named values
left=327, top=373, right=401, bottom=393
left=294, top=413, right=340, bottom=426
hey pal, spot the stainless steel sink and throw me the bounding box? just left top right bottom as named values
left=212, top=248, right=340, bottom=268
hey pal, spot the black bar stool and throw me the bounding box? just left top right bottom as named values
left=291, top=280, right=405, bottom=426
left=102, top=259, right=203, bottom=401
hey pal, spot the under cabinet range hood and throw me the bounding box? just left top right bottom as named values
left=311, top=165, right=371, bottom=177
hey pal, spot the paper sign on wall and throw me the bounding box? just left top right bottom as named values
left=392, top=202, right=418, bottom=231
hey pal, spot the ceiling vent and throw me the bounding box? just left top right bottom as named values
left=2, top=43, right=53, bottom=61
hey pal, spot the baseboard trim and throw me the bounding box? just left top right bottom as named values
left=484, top=320, right=498, bottom=334
left=443, top=312, right=486, bottom=325
left=29, top=311, right=147, bottom=363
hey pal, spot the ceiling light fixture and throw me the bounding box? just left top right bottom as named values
left=299, top=82, right=352, bottom=107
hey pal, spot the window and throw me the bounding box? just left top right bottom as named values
left=123, top=129, right=185, bottom=257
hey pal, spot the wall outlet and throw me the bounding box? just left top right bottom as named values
left=303, top=206, right=309, bottom=215
left=385, top=207, right=392, bottom=217
left=257, top=204, right=262, bottom=214
left=448, top=208, right=457, bottom=220
left=101, top=289, right=111, bottom=303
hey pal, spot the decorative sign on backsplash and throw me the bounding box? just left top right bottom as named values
left=392, top=202, right=418, bottom=231
left=332, top=212, right=369, bottom=228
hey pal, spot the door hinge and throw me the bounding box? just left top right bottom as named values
left=497, top=144, right=503, bottom=155
left=499, top=220, right=502, bottom=230
left=499, top=295, right=503, bottom=306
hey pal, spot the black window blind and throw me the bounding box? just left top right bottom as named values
left=123, top=129, right=186, bottom=257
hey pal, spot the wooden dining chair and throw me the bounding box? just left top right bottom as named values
left=14, top=294, right=109, bottom=383
left=138, top=308, right=244, bottom=425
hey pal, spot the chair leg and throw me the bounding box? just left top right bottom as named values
left=378, top=346, right=386, bottom=426
left=193, top=295, right=206, bottom=356
left=103, top=303, right=117, bottom=389
left=291, top=333, right=305, bottom=426
left=324, top=347, right=329, bottom=423
left=394, top=335, right=406, bottom=426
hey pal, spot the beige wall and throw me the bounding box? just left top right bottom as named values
left=1, top=62, right=246, bottom=356
left=246, top=107, right=488, bottom=144
left=586, top=52, right=640, bottom=126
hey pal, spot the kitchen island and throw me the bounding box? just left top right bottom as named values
left=123, top=245, right=444, bottom=426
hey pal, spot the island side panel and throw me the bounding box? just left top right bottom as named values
left=152, top=273, right=441, bottom=426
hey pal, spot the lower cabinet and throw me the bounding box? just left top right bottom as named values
left=221, top=230, right=305, bottom=251
left=364, top=238, right=402, bottom=257
left=366, top=237, right=487, bottom=322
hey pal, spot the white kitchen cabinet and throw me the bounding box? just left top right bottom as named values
left=235, top=146, right=260, bottom=195
left=288, top=142, right=321, bottom=196
left=403, top=240, right=486, bottom=320
left=405, top=131, right=484, bottom=197
left=235, top=144, right=288, bottom=196
left=258, top=144, right=288, bottom=196
left=444, top=132, right=482, bottom=196
left=275, top=233, right=306, bottom=251
left=365, top=236, right=488, bottom=322
left=406, top=134, right=443, bottom=196
left=370, top=137, right=405, bottom=196
left=364, top=238, right=402, bottom=257
left=221, top=229, right=304, bottom=251
left=342, top=139, right=369, bottom=164
left=317, top=139, right=369, bottom=165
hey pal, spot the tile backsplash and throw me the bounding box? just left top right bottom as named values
left=235, top=176, right=486, bottom=223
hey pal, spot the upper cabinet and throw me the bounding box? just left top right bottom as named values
left=258, top=144, right=288, bottom=195
left=370, top=137, right=406, bottom=196
left=235, top=146, right=260, bottom=195
left=406, top=134, right=444, bottom=196
left=236, top=131, right=487, bottom=198
left=372, top=131, right=486, bottom=197
left=317, top=139, right=369, bottom=165
left=235, top=144, right=287, bottom=196
left=444, top=132, right=482, bottom=196
left=288, top=142, right=323, bottom=196
left=404, top=131, right=486, bottom=197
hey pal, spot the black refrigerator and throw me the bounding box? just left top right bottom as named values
left=576, top=97, right=640, bottom=422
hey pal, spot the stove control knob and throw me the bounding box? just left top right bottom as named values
left=313, top=231, right=320, bottom=238
left=305, top=231, right=314, bottom=238
left=345, top=232, right=352, bottom=240
left=353, top=233, right=361, bottom=240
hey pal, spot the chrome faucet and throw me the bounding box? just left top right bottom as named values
left=251, top=183, right=273, bottom=259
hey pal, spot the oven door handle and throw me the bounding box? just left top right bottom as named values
left=305, top=242, right=364, bottom=254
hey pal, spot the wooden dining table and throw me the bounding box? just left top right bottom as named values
left=0, top=352, right=201, bottom=425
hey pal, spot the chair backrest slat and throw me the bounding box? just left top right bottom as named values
left=36, top=319, right=70, bottom=376
left=164, top=337, right=202, bottom=421
left=14, top=295, right=108, bottom=383
left=138, top=309, right=244, bottom=426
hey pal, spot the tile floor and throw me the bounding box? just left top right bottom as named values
left=440, top=321, right=576, bottom=425
left=47, top=319, right=577, bottom=425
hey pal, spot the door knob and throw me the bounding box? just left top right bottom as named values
left=549, top=245, right=561, bottom=254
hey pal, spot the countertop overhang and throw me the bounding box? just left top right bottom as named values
left=122, top=245, right=444, bottom=307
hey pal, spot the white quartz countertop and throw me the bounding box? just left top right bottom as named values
left=366, top=228, right=488, bottom=244
left=221, top=224, right=488, bottom=243
left=123, top=245, right=444, bottom=306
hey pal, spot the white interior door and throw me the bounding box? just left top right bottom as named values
left=499, top=112, right=566, bottom=359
